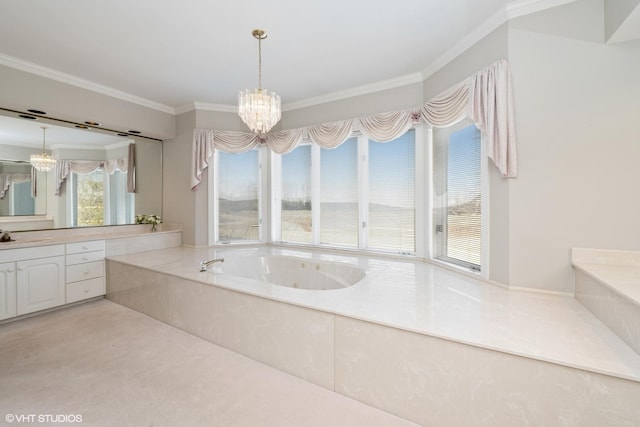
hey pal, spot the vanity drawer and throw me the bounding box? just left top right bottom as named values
left=66, top=240, right=105, bottom=255
left=66, top=277, right=105, bottom=303
left=66, top=250, right=105, bottom=266
left=66, top=260, right=104, bottom=283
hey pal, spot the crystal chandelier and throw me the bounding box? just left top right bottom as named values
left=30, top=126, right=56, bottom=172
left=238, top=29, right=281, bottom=134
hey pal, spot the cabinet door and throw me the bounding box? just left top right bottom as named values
left=16, top=256, right=65, bottom=316
left=0, top=262, right=17, bottom=321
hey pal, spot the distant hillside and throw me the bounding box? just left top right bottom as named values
left=448, top=195, right=480, bottom=215
left=219, top=198, right=258, bottom=213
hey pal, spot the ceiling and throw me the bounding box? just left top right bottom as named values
left=0, top=0, right=577, bottom=114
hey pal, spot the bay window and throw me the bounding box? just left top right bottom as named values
left=270, top=129, right=418, bottom=255
left=214, top=149, right=262, bottom=243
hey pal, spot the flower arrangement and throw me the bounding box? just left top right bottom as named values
left=136, top=214, right=162, bottom=231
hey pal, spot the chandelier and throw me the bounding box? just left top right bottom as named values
left=238, top=29, right=281, bottom=134
left=30, top=126, right=56, bottom=172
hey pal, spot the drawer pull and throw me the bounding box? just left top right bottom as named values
left=83, top=257, right=89, bottom=261
left=83, top=289, right=89, bottom=293
left=82, top=246, right=89, bottom=250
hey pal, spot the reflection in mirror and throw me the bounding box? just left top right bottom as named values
left=0, top=160, right=45, bottom=215
left=0, top=112, right=163, bottom=232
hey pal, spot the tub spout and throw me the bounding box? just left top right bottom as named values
left=200, top=258, right=224, bottom=272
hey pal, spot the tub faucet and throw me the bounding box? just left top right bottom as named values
left=200, top=258, right=224, bottom=272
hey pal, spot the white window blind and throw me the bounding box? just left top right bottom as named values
left=281, top=144, right=312, bottom=243
left=368, top=130, right=415, bottom=252
left=433, top=121, right=481, bottom=270
left=217, top=150, right=260, bottom=242
left=320, top=137, right=358, bottom=247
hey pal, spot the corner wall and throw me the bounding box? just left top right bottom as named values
left=163, top=111, right=197, bottom=245
left=507, top=0, right=640, bottom=292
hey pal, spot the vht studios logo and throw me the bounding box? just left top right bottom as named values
left=5, top=413, right=83, bottom=423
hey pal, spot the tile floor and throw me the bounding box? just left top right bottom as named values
left=0, top=299, right=417, bottom=427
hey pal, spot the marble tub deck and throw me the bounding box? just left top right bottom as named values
left=106, top=245, right=640, bottom=383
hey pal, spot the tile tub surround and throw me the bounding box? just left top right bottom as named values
left=106, top=246, right=640, bottom=425
left=573, top=248, right=640, bottom=355
left=0, top=299, right=417, bottom=427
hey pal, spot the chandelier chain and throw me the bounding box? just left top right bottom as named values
left=258, top=35, right=262, bottom=90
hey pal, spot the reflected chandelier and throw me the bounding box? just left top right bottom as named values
left=30, top=126, right=56, bottom=172
left=238, top=29, right=281, bottom=134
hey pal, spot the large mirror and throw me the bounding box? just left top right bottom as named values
left=0, top=112, right=162, bottom=231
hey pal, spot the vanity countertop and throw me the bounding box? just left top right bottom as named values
left=0, top=224, right=181, bottom=251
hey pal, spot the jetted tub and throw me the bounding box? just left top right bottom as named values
left=208, top=255, right=366, bottom=290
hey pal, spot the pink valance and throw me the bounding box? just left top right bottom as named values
left=191, top=59, right=517, bottom=190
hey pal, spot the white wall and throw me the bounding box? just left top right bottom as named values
left=507, top=0, right=640, bottom=292
left=0, top=65, right=175, bottom=140
left=281, top=82, right=424, bottom=130
left=163, top=111, right=197, bottom=245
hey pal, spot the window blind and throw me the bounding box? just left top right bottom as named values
left=433, top=122, right=481, bottom=269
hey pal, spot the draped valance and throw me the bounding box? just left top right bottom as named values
left=54, top=143, right=136, bottom=196
left=54, top=157, right=130, bottom=196
left=191, top=59, right=517, bottom=190
left=0, top=173, right=32, bottom=200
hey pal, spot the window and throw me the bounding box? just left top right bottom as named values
left=73, top=170, right=105, bottom=226
left=271, top=130, right=418, bottom=254
left=368, top=130, right=415, bottom=252
left=108, top=171, right=135, bottom=225
left=281, top=144, right=312, bottom=243
left=320, top=137, right=358, bottom=247
left=10, top=181, right=35, bottom=215
left=216, top=150, right=261, bottom=242
left=212, top=123, right=485, bottom=271
left=71, top=169, right=134, bottom=227
left=432, top=121, right=481, bottom=270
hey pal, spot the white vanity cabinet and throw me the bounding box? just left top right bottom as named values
left=0, top=245, right=67, bottom=317
left=65, top=240, right=105, bottom=303
left=16, top=255, right=66, bottom=315
left=0, top=262, right=17, bottom=320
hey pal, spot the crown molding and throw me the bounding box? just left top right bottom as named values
left=507, top=0, right=578, bottom=19
left=0, top=53, right=176, bottom=115
left=49, top=139, right=131, bottom=151
left=422, top=0, right=578, bottom=80
left=422, top=7, right=508, bottom=80
left=50, top=144, right=103, bottom=151
left=105, top=140, right=134, bottom=150
left=282, top=73, right=423, bottom=112
left=173, top=103, right=196, bottom=115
